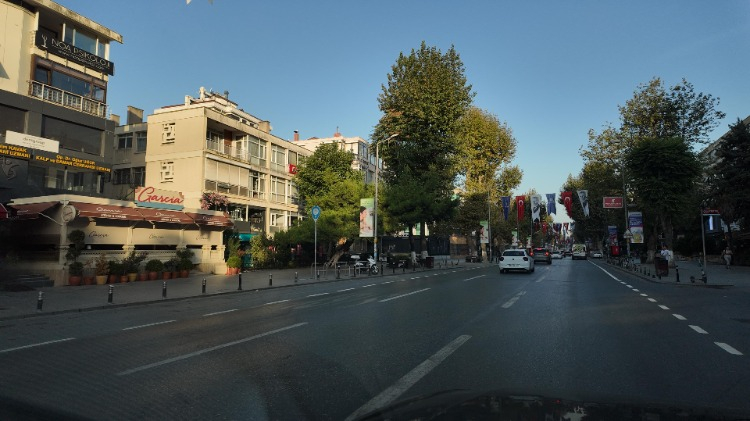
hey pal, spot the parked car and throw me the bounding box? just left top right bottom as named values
left=499, top=249, right=535, bottom=273
left=551, top=250, right=563, bottom=259
left=591, top=250, right=603, bottom=258
left=530, top=247, right=551, bottom=264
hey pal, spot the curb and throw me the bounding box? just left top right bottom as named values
left=603, top=261, right=734, bottom=288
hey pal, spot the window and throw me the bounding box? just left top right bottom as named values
left=136, top=132, right=147, bottom=152
left=132, top=167, right=145, bottom=186
left=271, top=145, right=286, bottom=172
left=160, top=161, right=174, bottom=182
left=117, top=133, right=133, bottom=149
left=288, top=151, right=298, bottom=166
left=42, top=116, right=102, bottom=155
left=33, top=59, right=107, bottom=102
left=270, top=176, right=285, bottom=203
left=162, top=123, right=175, bottom=144
left=113, top=169, right=131, bottom=185
left=248, top=137, right=267, bottom=166
left=250, top=171, right=265, bottom=199
left=0, top=105, right=25, bottom=137
left=64, top=26, right=104, bottom=57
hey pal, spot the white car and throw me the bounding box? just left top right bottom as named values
left=499, top=249, right=535, bottom=273
left=551, top=250, right=563, bottom=259
left=592, top=251, right=603, bottom=258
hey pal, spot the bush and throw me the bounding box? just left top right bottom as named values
left=122, top=251, right=148, bottom=273
left=179, top=258, right=193, bottom=271
left=68, top=261, right=84, bottom=276
left=94, top=253, right=109, bottom=276
left=108, top=261, right=123, bottom=276
left=227, top=255, right=242, bottom=269
left=145, top=259, right=164, bottom=272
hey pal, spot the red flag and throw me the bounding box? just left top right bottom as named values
left=515, top=195, right=526, bottom=221
left=561, top=191, right=573, bottom=216
left=542, top=222, right=548, bottom=234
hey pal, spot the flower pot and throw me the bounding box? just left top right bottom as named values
left=148, top=271, right=158, bottom=281
left=172, top=271, right=179, bottom=279
left=138, top=273, right=148, bottom=282
left=127, top=273, right=137, bottom=282
left=69, top=276, right=82, bottom=286
left=119, top=275, right=128, bottom=283
left=95, top=275, right=108, bottom=285
left=162, top=271, right=171, bottom=280
left=83, top=276, right=95, bottom=285
left=180, top=270, right=189, bottom=278
left=108, top=274, right=117, bottom=284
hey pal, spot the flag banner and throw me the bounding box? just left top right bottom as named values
left=561, top=191, right=573, bottom=216
left=542, top=222, right=548, bottom=234
left=359, top=198, right=374, bottom=237
left=501, top=196, right=510, bottom=221
left=554, top=223, right=562, bottom=232
left=628, top=211, right=644, bottom=243
left=577, top=190, right=590, bottom=217
left=479, top=220, right=489, bottom=244
left=515, top=195, right=526, bottom=221
left=531, top=194, right=542, bottom=222
left=563, top=222, right=569, bottom=231
left=546, top=193, right=556, bottom=215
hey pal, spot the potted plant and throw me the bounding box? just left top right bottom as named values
left=82, top=259, right=95, bottom=285
left=227, top=255, right=242, bottom=275
left=176, top=248, right=194, bottom=278
left=66, top=229, right=86, bottom=286
left=145, top=259, right=163, bottom=281
left=94, top=253, right=109, bottom=285
left=122, top=250, right=148, bottom=282
left=166, top=257, right=180, bottom=278
left=68, top=261, right=84, bottom=286
left=108, top=261, right=124, bottom=283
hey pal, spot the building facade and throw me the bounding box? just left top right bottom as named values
left=294, top=133, right=378, bottom=185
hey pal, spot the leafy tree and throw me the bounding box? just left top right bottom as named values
left=373, top=42, right=474, bottom=253
left=707, top=117, right=750, bottom=242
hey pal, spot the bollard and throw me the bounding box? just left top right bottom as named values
left=354, top=266, right=357, bottom=277
left=162, top=281, right=167, bottom=299
left=269, top=273, right=273, bottom=286
left=337, top=267, right=340, bottom=279
left=702, top=272, right=707, bottom=284
left=368, top=266, right=371, bottom=276
left=202, top=278, right=206, bottom=294
left=237, top=274, right=242, bottom=291
left=317, top=270, right=320, bottom=280
left=392, top=265, right=395, bottom=275
left=108, top=285, right=114, bottom=304
left=690, top=275, right=695, bottom=283
left=675, top=267, right=680, bottom=283
left=380, top=263, right=384, bottom=276
left=36, top=291, right=43, bottom=311
left=413, top=264, right=416, bottom=272
left=295, top=272, right=298, bottom=283
left=402, top=265, right=405, bottom=273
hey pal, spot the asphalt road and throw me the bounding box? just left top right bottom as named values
left=2, top=259, right=750, bottom=420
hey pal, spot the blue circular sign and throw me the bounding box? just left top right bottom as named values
left=311, top=205, right=321, bottom=220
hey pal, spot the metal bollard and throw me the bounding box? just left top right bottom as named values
left=337, top=267, right=340, bottom=279
left=269, top=273, right=273, bottom=286
left=37, top=291, right=43, bottom=311
left=108, top=285, right=114, bottom=304
left=675, top=267, right=680, bottom=283
left=392, top=265, right=395, bottom=274
left=380, top=263, right=384, bottom=276
left=354, top=267, right=357, bottom=277
left=237, top=274, right=242, bottom=291
left=162, top=281, right=167, bottom=299
left=317, top=270, right=320, bottom=280
left=202, top=278, right=206, bottom=294
left=295, top=272, right=298, bottom=283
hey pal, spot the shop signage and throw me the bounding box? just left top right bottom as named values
left=82, top=227, right=127, bottom=244
left=0, top=143, right=31, bottom=160
left=34, top=150, right=111, bottom=172
left=603, top=197, right=623, bottom=209
left=132, top=228, right=181, bottom=245
left=35, top=32, right=115, bottom=75
left=5, top=131, right=59, bottom=153
left=134, top=186, right=185, bottom=210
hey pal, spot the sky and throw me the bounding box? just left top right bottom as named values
left=60, top=0, right=749, bottom=206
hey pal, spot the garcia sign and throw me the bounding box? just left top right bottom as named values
left=135, top=186, right=185, bottom=210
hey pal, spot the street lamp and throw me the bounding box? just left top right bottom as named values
left=374, top=133, right=398, bottom=263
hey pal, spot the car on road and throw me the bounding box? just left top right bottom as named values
left=591, top=250, right=603, bottom=258
left=551, top=250, right=563, bottom=259
left=499, top=249, right=535, bottom=273
left=530, top=247, right=551, bottom=264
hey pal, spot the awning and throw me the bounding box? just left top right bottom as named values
left=137, top=207, right=194, bottom=224
left=0, top=204, right=7, bottom=220
left=184, top=211, right=234, bottom=227
left=8, top=202, right=57, bottom=220
left=72, top=202, right=144, bottom=221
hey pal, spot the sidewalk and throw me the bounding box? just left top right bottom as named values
left=605, top=257, right=750, bottom=287
left=0, top=261, right=465, bottom=321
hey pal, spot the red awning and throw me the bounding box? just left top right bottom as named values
left=137, top=207, right=194, bottom=224
left=184, top=211, right=234, bottom=227
left=72, top=202, right=144, bottom=221
left=0, top=204, right=7, bottom=220
left=8, top=202, right=57, bottom=220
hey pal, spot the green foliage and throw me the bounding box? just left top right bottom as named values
left=708, top=118, right=750, bottom=233
left=227, top=255, right=242, bottom=269
left=249, top=234, right=271, bottom=269
left=227, top=236, right=241, bottom=258
left=122, top=250, right=148, bottom=273
left=65, top=229, right=86, bottom=262
left=145, top=259, right=164, bottom=272
left=108, top=260, right=123, bottom=276
left=68, top=261, right=84, bottom=276
left=294, top=143, right=357, bottom=210
left=94, top=253, right=109, bottom=276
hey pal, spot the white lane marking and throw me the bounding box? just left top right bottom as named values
left=379, top=288, right=431, bottom=302
left=626, top=284, right=633, bottom=288
left=203, top=309, right=238, bottom=317
left=382, top=281, right=395, bottom=284
left=535, top=274, right=548, bottom=283
left=715, top=342, right=743, bottom=356
left=647, top=298, right=657, bottom=302
left=673, top=314, right=687, bottom=321
left=463, top=275, right=486, bottom=282
left=338, top=288, right=356, bottom=292
left=633, top=289, right=640, bottom=292
left=410, top=277, right=419, bottom=280
left=122, top=320, right=176, bottom=331
left=362, top=284, right=376, bottom=288
left=689, top=325, right=708, bottom=334
left=501, top=291, right=526, bottom=309
left=640, top=293, right=648, bottom=297
left=307, top=292, right=329, bottom=297
left=264, top=299, right=290, bottom=305
left=118, top=323, right=308, bottom=376
left=0, top=337, right=75, bottom=354
left=659, top=305, right=670, bottom=310
left=344, top=335, right=471, bottom=421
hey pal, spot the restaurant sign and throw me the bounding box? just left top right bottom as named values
left=135, top=186, right=185, bottom=211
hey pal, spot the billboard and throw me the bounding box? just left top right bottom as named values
left=359, top=198, right=374, bottom=237
left=628, top=211, right=644, bottom=244
left=479, top=220, right=489, bottom=244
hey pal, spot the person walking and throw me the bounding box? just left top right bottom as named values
left=722, top=246, right=733, bottom=269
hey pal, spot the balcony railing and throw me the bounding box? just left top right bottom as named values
left=29, top=81, right=107, bottom=118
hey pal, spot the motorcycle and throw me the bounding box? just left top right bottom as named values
left=354, top=257, right=379, bottom=275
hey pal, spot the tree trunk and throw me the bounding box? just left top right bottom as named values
left=420, top=221, right=427, bottom=257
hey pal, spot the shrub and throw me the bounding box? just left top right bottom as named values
left=227, top=255, right=242, bottom=269
left=122, top=251, right=148, bottom=273
left=145, top=259, right=164, bottom=272
left=94, top=253, right=109, bottom=276
left=68, top=261, right=84, bottom=276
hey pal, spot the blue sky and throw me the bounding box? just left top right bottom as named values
left=62, top=0, right=749, bottom=199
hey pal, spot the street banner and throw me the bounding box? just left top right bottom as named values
left=531, top=194, right=542, bottom=222
left=515, top=195, right=526, bottom=221
left=628, top=211, right=644, bottom=244
left=577, top=190, right=590, bottom=217
left=603, top=197, right=623, bottom=209
left=479, top=220, right=489, bottom=244
left=359, top=198, right=374, bottom=237
left=561, top=191, right=573, bottom=216
left=554, top=223, right=562, bottom=233
left=546, top=193, right=556, bottom=215
left=542, top=222, right=548, bottom=234
left=501, top=196, right=510, bottom=221
left=608, top=225, right=618, bottom=243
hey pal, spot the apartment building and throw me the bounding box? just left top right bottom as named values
left=294, top=132, right=378, bottom=185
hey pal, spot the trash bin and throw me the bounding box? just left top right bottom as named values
left=655, top=256, right=669, bottom=276
left=425, top=256, right=434, bottom=268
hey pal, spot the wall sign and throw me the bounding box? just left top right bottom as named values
left=134, top=186, right=185, bottom=210
left=35, top=32, right=115, bottom=75
left=5, top=131, right=60, bottom=153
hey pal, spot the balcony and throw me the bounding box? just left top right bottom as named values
left=29, top=81, right=107, bottom=118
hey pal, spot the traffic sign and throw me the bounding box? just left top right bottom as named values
left=311, top=205, right=321, bottom=220
left=623, top=230, right=633, bottom=239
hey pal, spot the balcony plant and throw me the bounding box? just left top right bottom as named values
left=94, top=253, right=109, bottom=285
left=145, top=259, right=163, bottom=281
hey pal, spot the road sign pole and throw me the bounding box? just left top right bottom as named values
left=311, top=205, right=321, bottom=279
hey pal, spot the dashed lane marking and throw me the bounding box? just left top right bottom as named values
left=307, top=292, right=329, bottom=297
left=379, top=288, right=431, bottom=303
left=715, top=342, right=743, bottom=356
left=673, top=314, right=687, bottom=321
left=122, top=320, right=176, bottom=331
left=264, top=299, right=290, bottom=305
left=203, top=309, right=238, bottom=317
left=647, top=298, right=657, bottom=302
left=689, top=325, right=708, bottom=334
left=0, top=338, right=76, bottom=354
left=658, top=305, right=670, bottom=310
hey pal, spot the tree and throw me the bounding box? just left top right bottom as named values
left=294, top=143, right=356, bottom=209
left=373, top=42, right=474, bottom=254
left=707, top=117, right=750, bottom=241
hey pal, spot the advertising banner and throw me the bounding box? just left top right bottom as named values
left=603, top=197, right=623, bottom=209
left=359, top=198, right=374, bottom=238
left=628, top=211, right=644, bottom=244
left=479, top=220, right=489, bottom=244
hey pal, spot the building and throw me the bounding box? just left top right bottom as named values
left=294, top=132, right=378, bottom=185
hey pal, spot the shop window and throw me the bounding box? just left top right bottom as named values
left=0, top=105, right=26, bottom=137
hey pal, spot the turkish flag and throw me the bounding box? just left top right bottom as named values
left=516, top=195, right=526, bottom=221
left=561, top=191, right=573, bottom=216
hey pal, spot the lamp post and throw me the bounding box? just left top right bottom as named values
left=374, top=134, right=398, bottom=263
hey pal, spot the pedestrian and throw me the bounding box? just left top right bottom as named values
left=721, top=246, right=733, bottom=269
left=660, top=244, right=673, bottom=266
